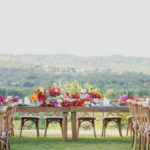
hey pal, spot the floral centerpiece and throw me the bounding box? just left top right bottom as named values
left=90, top=88, right=103, bottom=99
left=84, top=83, right=93, bottom=94
left=118, top=94, right=128, bottom=106
left=61, top=99, right=72, bottom=107
left=65, top=82, right=81, bottom=99
left=0, top=96, right=7, bottom=105
left=30, top=82, right=106, bottom=107
left=48, top=86, right=60, bottom=98
left=72, top=99, right=84, bottom=106
left=0, top=96, right=18, bottom=105
left=7, top=96, right=18, bottom=103
left=40, top=99, right=58, bottom=107
left=31, top=88, right=47, bottom=104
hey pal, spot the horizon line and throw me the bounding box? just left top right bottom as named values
left=0, top=53, right=149, bottom=59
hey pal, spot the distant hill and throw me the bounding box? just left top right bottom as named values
left=0, top=54, right=150, bottom=74
left=1, top=54, right=150, bottom=98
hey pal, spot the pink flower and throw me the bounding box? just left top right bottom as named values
left=13, top=97, right=18, bottom=102
left=57, top=88, right=60, bottom=93
left=85, top=96, right=90, bottom=101
left=90, top=93, right=95, bottom=99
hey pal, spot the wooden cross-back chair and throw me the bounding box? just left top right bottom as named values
left=20, top=111, right=40, bottom=137
left=137, top=102, right=146, bottom=150
left=126, top=98, right=144, bottom=136
left=0, top=104, right=17, bottom=150
left=77, top=112, right=96, bottom=138
left=142, top=104, right=150, bottom=150
left=9, top=103, right=18, bottom=136
left=44, top=111, right=63, bottom=138
left=128, top=101, right=141, bottom=150
left=0, top=106, right=8, bottom=150
left=5, top=104, right=17, bottom=150
left=101, top=99, right=122, bottom=138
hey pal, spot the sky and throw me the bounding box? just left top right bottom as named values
left=0, top=0, right=150, bottom=57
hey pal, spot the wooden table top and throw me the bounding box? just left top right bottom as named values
left=16, top=106, right=129, bottom=112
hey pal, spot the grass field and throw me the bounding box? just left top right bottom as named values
left=11, top=129, right=134, bottom=150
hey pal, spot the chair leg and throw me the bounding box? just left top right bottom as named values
left=101, top=119, right=104, bottom=137
left=103, top=120, right=108, bottom=138
left=12, top=127, right=14, bottom=137
left=44, top=120, right=48, bottom=138
left=126, top=120, right=129, bottom=136
left=117, top=120, right=122, bottom=137
left=141, top=132, right=145, bottom=150
left=36, top=119, right=40, bottom=138
left=6, top=136, right=10, bottom=150
left=20, top=119, right=24, bottom=137
left=133, top=129, right=137, bottom=150
left=60, top=120, right=63, bottom=136
left=146, top=134, right=149, bottom=150
left=0, top=142, right=3, bottom=150
left=132, top=129, right=135, bottom=148
left=103, top=125, right=106, bottom=138
left=130, top=125, right=133, bottom=137
left=92, top=120, right=96, bottom=138
left=77, top=120, right=80, bottom=138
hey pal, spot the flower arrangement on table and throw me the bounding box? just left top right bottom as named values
left=31, top=87, right=47, bottom=104
left=0, top=96, right=18, bottom=105
left=118, top=94, right=128, bottom=106
left=60, top=99, right=84, bottom=107
left=40, top=98, right=58, bottom=107
left=31, top=86, right=61, bottom=107
left=48, top=86, right=60, bottom=98
left=30, top=82, right=106, bottom=107
left=66, top=82, right=81, bottom=99
left=0, top=96, right=7, bottom=105
left=118, top=94, right=141, bottom=106
left=7, top=96, right=18, bottom=102
left=60, top=99, right=72, bottom=107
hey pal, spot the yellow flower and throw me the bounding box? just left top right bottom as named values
left=31, top=93, right=38, bottom=102
left=46, top=101, right=50, bottom=105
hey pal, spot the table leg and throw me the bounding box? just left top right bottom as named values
left=62, top=112, right=68, bottom=141
left=71, top=112, right=77, bottom=142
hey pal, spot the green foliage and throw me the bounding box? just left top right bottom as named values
left=0, top=54, right=150, bottom=99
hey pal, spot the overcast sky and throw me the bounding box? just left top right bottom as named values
left=0, top=0, right=150, bottom=57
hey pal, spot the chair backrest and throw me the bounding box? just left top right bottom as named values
left=137, top=102, right=145, bottom=127
left=131, top=101, right=138, bottom=123
left=4, top=103, right=18, bottom=133
left=77, top=112, right=94, bottom=117
left=10, top=103, right=18, bottom=126
left=22, top=111, right=39, bottom=117
left=45, top=111, right=63, bottom=117
left=143, top=104, right=150, bottom=130
left=5, top=105, right=14, bottom=133
left=102, top=99, right=119, bottom=117
left=0, top=106, right=7, bottom=136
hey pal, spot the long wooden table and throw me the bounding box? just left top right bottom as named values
left=16, top=106, right=129, bottom=142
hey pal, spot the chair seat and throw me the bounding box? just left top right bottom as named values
left=20, top=116, right=40, bottom=119
left=44, top=116, right=63, bottom=119
left=78, top=116, right=96, bottom=119
left=102, top=116, right=122, bottom=119
left=127, top=116, right=132, bottom=119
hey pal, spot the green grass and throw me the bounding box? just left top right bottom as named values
left=11, top=130, right=133, bottom=150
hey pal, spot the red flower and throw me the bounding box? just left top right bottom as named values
left=97, top=94, right=102, bottom=99
left=130, top=96, right=134, bottom=99
left=75, top=94, right=80, bottom=99
left=37, top=94, right=47, bottom=102
left=48, top=86, right=60, bottom=97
